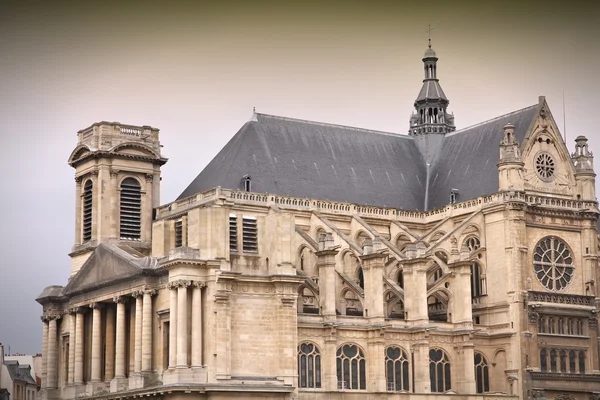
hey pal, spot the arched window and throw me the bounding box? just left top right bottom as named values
left=465, top=236, right=481, bottom=252
left=538, top=317, right=546, bottom=333
left=298, top=343, right=321, bottom=388
left=569, top=350, right=576, bottom=373
left=82, top=180, right=93, bottom=242
left=120, top=177, right=142, bottom=240
left=567, top=318, right=574, bottom=335
left=429, top=348, right=451, bottom=392
left=558, top=318, right=564, bottom=335
left=550, top=349, right=557, bottom=372
left=336, top=344, right=366, bottom=390
left=548, top=317, right=555, bottom=334
left=576, top=319, right=584, bottom=335
left=470, top=263, right=484, bottom=298
left=385, top=347, right=409, bottom=391
left=578, top=351, right=585, bottom=374
left=474, top=352, right=489, bottom=393
left=540, top=349, right=548, bottom=372
left=559, top=350, right=567, bottom=372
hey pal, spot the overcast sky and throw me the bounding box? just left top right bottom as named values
left=0, top=0, right=599, bottom=354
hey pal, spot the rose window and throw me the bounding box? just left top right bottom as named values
left=533, top=236, right=574, bottom=291
left=535, top=153, right=555, bottom=181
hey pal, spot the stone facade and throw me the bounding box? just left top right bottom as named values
left=36, top=51, right=600, bottom=400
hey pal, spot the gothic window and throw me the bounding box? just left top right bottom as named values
left=119, top=177, right=141, bottom=240
left=550, top=349, right=558, bottom=372
left=429, top=348, right=451, bottom=392
left=397, top=270, right=404, bottom=289
left=567, top=318, right=574, bottom=335
left=471, top=263, right=484, bottom=298
left=229, top=214, right=238, bottom=251
left=578, top=351, right=585, bottom=373
left=336, top=344, right=366, bottom=390
left=474, top=352, right=489, bottom=394
left=569, top=350, right=576, bottom=373
left=82, top=180, right=93, bottom=242
left=298, top=343, right=321, bottom=388
left=533, top=237, right=574, bottom=291
left=242, top=216, right=258, bottom=252
left=540, top=349, right=548, bottom=372
left=576, top=319, right=584, bottom=335
left=560, top=350, right=567, bottom=373
left=385, top=347, right=409, bottom=391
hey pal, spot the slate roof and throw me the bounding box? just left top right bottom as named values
left=178, top=103, right=540, bottom=211
left=4, top=361, right=37, bottom=385
left=416, top=80, right=448, bottom=102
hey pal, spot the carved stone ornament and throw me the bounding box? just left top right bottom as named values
left=113, top=295, right=128, bottom=304
left=589, top=316, right=598, bottom=329
left=43, top=311, right=62, bottom=321
left=109, top=168, right=119, bottom=178
left=540, top=107, right=547, bottom=119
left=131, top=290, right=144, bottom=298
left=528, top=310, right=540, bottom=324
left=143, top=288, right=157, bottom=296
left=68, top=307, right=82, bottom=315
left=145, top=173, right=154, bottom=183
left=192, top=281, right=206, bottom=289
left=167, top=280, right=192, bottom=290
left=89, top=302, right=104, bottom=310
left=554, top=394, right=576, bottom=400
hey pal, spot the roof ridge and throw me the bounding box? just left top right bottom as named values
left=255, top=113, right=413, bottom=140
left=445, top=104, right=537, bottom=137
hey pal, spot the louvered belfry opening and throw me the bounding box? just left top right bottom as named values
left=229, top=214, right=238, bottom=251
left=174, top=219, right=183, bottom=247
left=82, top=180, right=93, bottom=242
left=120, top=177, right=142, bottom=240
left=242, top=217, right=258, bottom=252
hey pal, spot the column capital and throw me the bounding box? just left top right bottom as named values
left=43, top=311, right=62, bottom=321
left=131, top=290, right=145, bottom=298
left=192, top=281, right=206, bottom=289
left=89, top=302, right=104, bottom=310
left=68, top=307, right=82, bottom=315
left=109, top=168, right=120, bottom=178
left=167, top=279, right=192, bottom=290
left=143, top=288, right=157, bottom=296
left=113, top=295, right=129, bottom=304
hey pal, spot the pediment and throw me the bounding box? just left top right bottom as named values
left=64, top=244, right=144, bottom=295
left=109, top=142, right=159, bottom=159
left=68, top=144, right=96, bottom=165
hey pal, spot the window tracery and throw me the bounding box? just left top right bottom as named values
left=474, top=352, right=489, bottom=393
left=298, top=342, right=321, bottom=388
left=336, top=344, right=366, bottom=390
left=385, top=347, right=409, bottom=391
left=429, top=348, right=451, bottom=392
left=533, top=236, right=574, bottom=291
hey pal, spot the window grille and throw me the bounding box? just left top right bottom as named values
left=83, top=180, right=93, bottom=242
left=119, top=177, right=141, bottom=240
left=174, top=220, right=183, bottom=248
left=242, top=216, right=258, bottom=252
left=229, top=214, right=238, bottom=251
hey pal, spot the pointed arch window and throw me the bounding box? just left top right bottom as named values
left=358, top=267, right=364, bottom=290
left=550, top=349, right=558, bottom=372
left=429, top=348, right=451, bottom=392
left=336, top=344, right=366, bottom=390
left=298, top=343, right=321, bottom=388
left=560, top=350, right=567, bottom=372
left=470, top=263, right=485, bottom=298
left=385, top=347, right=409, bottom=391
left=120, top=177, right=142, bottom=240
left=578, top=351, right=586, bottom=373
left=82, top=180, right=93, bottom=242
left=540, top=349, right=548, bottom=372
left=569, top=350, right=576, bottom=373
left=474, top=352, right=489, bottom=393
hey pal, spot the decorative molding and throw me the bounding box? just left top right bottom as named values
left=529, top=290, right=594, bottom=307
left=43, top=311, right=62, bottom=321
left=530, top=372, right=600, bottom=382
left=192, top=281, right=206, bottom=289
left=131, top=290, right=144, bottom=298
left=68, top=307, right=82, bottom=315
left=528, top=310, right=540, bottom=324
left=589, top=316, right=598, bottom=329
left=113, top=295, right=129, bottom=304
left=89, top=302, right=104, bottom=310
left=109, top=168, right=119, bottom=178
left=167, top=280, right=192, bottom=290
left=143, top=288, right=157, bottom=296
left=145, top=173, right=154, bottom=183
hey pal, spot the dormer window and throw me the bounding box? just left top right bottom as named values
left=242, top=174, right=252, bottom=192
left=449, top=188, right=459, bottom=204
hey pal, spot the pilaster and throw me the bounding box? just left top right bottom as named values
left=315, top=248, right=339, bottom=322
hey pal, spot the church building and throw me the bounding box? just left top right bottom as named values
left=37, top=41, right=600, bottom=400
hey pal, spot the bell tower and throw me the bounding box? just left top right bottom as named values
left=67, top=122, right=168, bottom=276
left=409, top=37, right=456, bottom=163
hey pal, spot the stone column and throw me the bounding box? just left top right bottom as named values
left=457, top=345, right=476, bottom=394
left=142, top=289, right=156, bottom=372
left=191, top=282, right=205, bottom=368
left=315, top=245, right=339, bottom=321
left=67, top=310, right=77, bottom=385
left=168, top=284, right=178, bottom=369
left=104, top=305, right=115, bottom=381
left=109, top=168, right=119, bottom=239
left=176, top=281, right=191, bottom=368
left=132, top=291, right=144, bottom=374
left=360, top=248, right=386, bottom=321
left=90, top=303, right=103, bottom=382
left=402, top=255, right=428, bottom=323
left=46, top=313, right=60, bottom=389
left=368, top=337, right=387, bottom=392
left=40, top=316, right=48, bottom=389
left=74, top=309, right=84, bottom=385
left=113, top=297, right=127, bottom=379
left=323, top=336, right=338, bottom=391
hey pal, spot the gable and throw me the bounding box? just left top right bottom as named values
left=521, top=100, right=577, bottom=197
left=64, top=244, right=144, bottom=295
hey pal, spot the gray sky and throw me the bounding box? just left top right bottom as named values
left=1, top=0, right=599, bottom=354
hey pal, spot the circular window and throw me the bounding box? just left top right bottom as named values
left=535, top=152, right=556, bottom=181
left=533, top=236, right=574, bottom=291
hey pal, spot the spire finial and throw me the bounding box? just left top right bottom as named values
left=426, top=24, right=433, bottom=48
